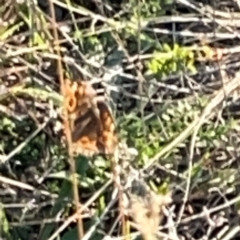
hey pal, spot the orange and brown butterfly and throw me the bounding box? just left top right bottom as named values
left=63, top=79, right=118, bottom=156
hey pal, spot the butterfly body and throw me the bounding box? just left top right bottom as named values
left=64, top=80, right=118, bottom=156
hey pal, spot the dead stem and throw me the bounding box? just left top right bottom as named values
left=111, top=151, right=129, bottom=240
left=48, top=0, right=84, bottom=238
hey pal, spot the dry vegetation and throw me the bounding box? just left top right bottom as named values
left=1, top=0, right=240, bottom=239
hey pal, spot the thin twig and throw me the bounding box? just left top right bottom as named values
left=0, top=175, right=57, bottom=197
left=0, top=121, right=47, bottom=164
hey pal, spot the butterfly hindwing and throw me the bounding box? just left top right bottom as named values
left=63, top=80, right=118, bottom=156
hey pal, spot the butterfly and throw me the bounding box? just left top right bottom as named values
left=63, top=79, right=118, bottom=156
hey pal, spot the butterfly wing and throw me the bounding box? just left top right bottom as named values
left=71, top=102, right=118, bottom=156
left=64, top=80, right=118, bottom=156
left=97, top=102, right=118, bottom=155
